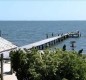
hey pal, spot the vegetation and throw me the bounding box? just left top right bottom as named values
left=10, top=48, right=86, bottom=80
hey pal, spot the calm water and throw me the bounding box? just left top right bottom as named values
left=0, top=21, right=86, bottom=53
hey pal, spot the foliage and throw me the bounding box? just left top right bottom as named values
left=10, top=48, right=86, bottom=80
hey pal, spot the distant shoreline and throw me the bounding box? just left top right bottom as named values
left=0, top=20, right=86, bottom=22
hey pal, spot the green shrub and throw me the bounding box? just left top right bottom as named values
left=10, top=48, right=86, bottom=80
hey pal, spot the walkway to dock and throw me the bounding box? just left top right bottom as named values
left=3, top=62, right=17, bottom=80
left=20, top=31, right=81, bottom=50
left=20, top=33, right=67, bottom=49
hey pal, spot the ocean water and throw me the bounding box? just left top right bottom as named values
left=0, top=21, right=86, bottom=53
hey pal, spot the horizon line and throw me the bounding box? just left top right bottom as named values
left=0, top=20, right=86, bottom=21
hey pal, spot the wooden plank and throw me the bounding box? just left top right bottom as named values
left=20, top=31, right=80, bottom=50
left=20, top=33, right=69, bottom=49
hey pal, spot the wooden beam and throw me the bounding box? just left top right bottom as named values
left=1, top=54, right=3, bottom=80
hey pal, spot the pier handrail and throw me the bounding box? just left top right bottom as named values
left=20, top=31, right=80, bottom=50
left=20, top=33, right=69, bottom=49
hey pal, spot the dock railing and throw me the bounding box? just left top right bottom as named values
left=20, top=31, right=81, bottom=50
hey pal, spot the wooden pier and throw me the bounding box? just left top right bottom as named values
left=20, top=31, right=81, bottom=50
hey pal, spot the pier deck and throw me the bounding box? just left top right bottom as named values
left=20, top=31, right=81, bottom=50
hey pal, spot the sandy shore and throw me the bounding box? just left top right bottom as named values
left=2, top=62, right=17, bottom=80
left=4, top=73, right=17, bottom=80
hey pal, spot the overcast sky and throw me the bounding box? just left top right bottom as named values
left=0, top=0, right=86, bottom=20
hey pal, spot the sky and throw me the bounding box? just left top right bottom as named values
left=0, top=0, right=86, bottom=20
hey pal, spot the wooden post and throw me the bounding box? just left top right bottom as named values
left=54, top=40, right=56, bottom=44
left=58, top=38, right=60, bottom=42
left=1, top=54, right=3, bottom=80
left=51, top=41, right=54, bottom=45
left=70, top=41, right=76, bottom=51
left=9, top=52, right=13, bottom=74
left=48, top=42, right=51, bottom=47
left=64, top=36, right=66, bottom=39
left=10, top=59, right=13, bottom=74
left=61, top=37, right=63, bottom=41
left=66, top=35, right=69, bottom=38
left=41, top=45, right=44, bottom=50
left=56, top=39, right=58, bottom=43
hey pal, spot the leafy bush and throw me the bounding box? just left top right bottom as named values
left=10, top=48, right=86, bottom=80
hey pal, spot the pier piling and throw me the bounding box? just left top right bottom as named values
left=20, top=31, right=81, bottom=50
